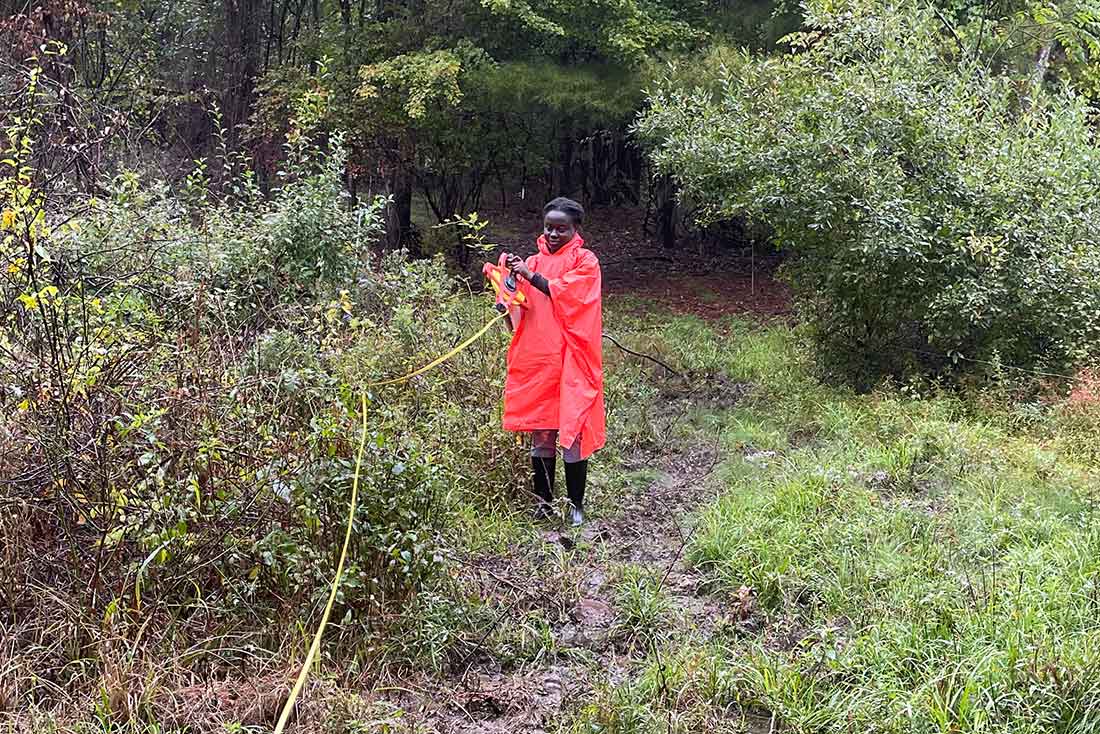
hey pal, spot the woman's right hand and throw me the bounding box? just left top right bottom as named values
left=505, top=253, right=532, bottom=280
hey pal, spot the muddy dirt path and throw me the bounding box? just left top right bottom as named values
left=369, top=433, right=735, bottom=733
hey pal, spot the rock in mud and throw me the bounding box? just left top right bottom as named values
left=574, top=597, right=615, bottom=627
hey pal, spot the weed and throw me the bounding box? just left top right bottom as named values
left=613, top=566, right=672, bottom=647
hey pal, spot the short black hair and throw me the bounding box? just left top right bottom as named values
left=543, top=197, right=584, bottom=225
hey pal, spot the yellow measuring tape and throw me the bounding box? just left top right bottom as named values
left=367, top=311, right=507, bottom=387
left=274, top=308, right=507, bottom=731
left=485, top=266, right=529, bottom=310
left=273, top=391, right=368, bottom=734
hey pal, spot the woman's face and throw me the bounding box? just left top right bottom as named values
left=543, top=210, right=576, bottom=252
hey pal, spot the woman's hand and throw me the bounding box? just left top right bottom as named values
left=505, top=253, right=533, bottom=280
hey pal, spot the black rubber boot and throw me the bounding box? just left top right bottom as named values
left=564, top=459, right=588, bottom=527
left=531, top=456, right=556, bottom=516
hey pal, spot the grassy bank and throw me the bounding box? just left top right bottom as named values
left=574, top=312, right=1100, bottom=733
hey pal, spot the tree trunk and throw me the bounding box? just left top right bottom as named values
left=385, top=163, right=418, bottom=255
left=622, top=136, right=642, bottom=205
left=557, top=125, right=575, bottom=197
left=223, top=0, right=262, bottom=143
left=1033, top=41, right=1054, bottom=87
left=337, top=0, right=354, bottom=57
left=339, top=0, right=352, bottom=31
left=655, top=175, right=678, bottom=249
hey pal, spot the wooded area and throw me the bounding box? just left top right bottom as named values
left=3, top=0, right=1100, bottom=731
left=0, top=0, right=792, bottom=251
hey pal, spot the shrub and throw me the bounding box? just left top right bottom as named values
left=637, top=0, right=1100, bottom=383
left=0, top=116, right=524, bottom=712
left=259, top=432, right=446, bottom=629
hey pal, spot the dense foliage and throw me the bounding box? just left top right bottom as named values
left=639, top=0, right=1100, bottom=381
left=0, top=49, right=669, bottom=721
left=0, top=0, right=799, bottom=255
left=0, top=70, right=528, bottom=708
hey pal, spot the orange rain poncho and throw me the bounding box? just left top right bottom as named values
left=501, top=234, right=606, bottom=459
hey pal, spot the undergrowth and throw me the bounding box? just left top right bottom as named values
left=0, top=126, right=534, bottom=727
left=0, top=125, right=719, bottom=729
left=5, top=77, right=1099, bottom=728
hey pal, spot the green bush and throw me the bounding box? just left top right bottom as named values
left=75, top=137, right=384, bottom=328
left=260, top=434, right=445, bottom=626
left=637, top=0, right=1100, bottom=383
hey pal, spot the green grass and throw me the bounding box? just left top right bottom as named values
left=577, top=311, right=1100, bottom=734
left=613, top=565, right=673, bottom=647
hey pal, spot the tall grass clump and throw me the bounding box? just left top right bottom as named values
left=571, top=316, right=1100, bottom=733
left=684, top=330, right=1100, bottom=731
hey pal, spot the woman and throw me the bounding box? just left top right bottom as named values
left=500, top=197, right=605, bottom=526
